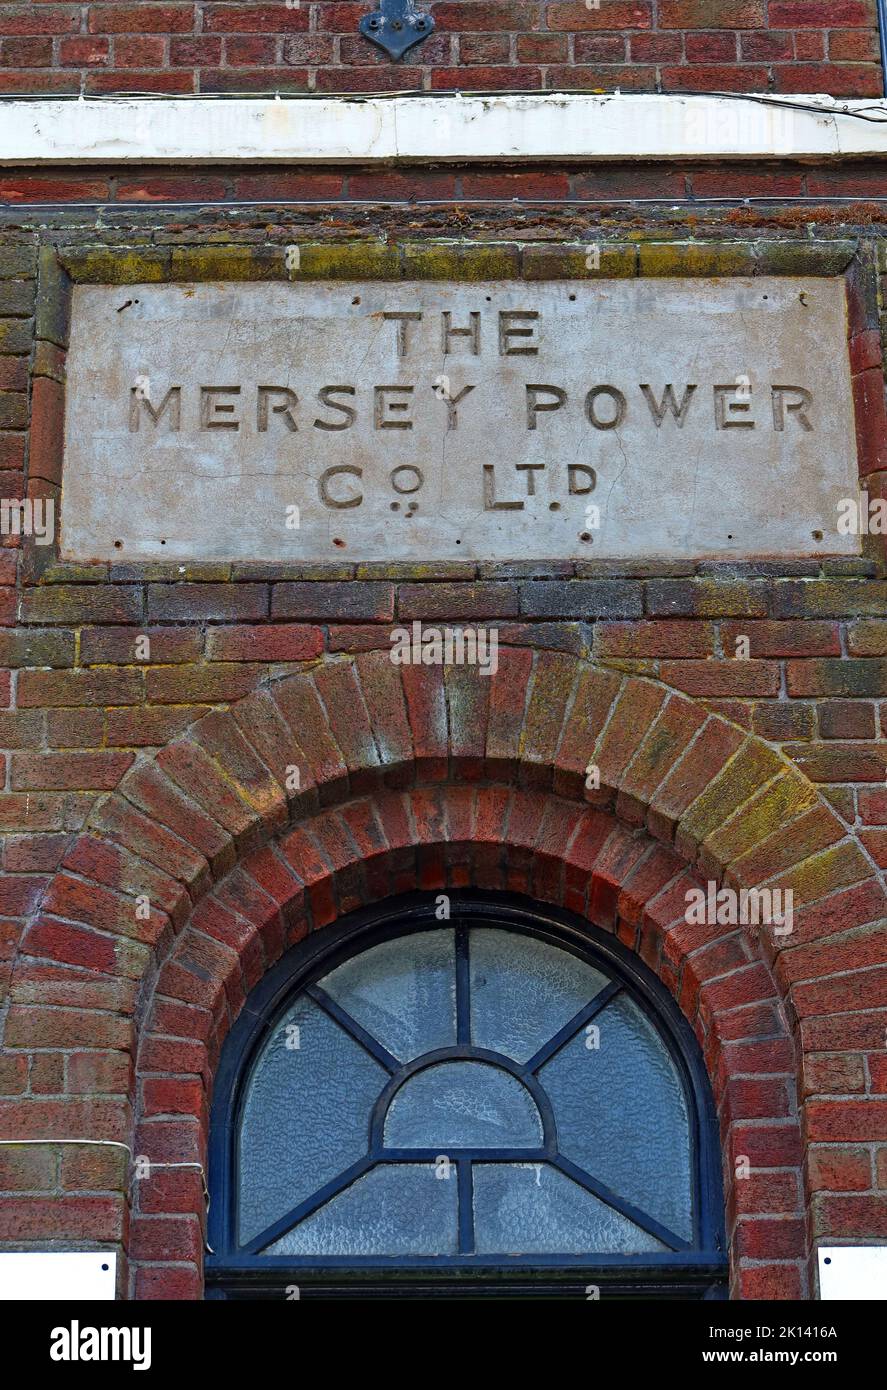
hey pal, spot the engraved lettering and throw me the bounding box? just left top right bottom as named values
left=585, top=386, right=626, bottom=430
left=129, top=385, right=181, bottom=432
left=714, top=385, right=755, bottom=429
left=384, top=312, right=422, bottom=358
left=568, top=465, right=597, bottom=495
left=499, top=311, right=539, bottom=356
left=771, top=385, right=813, bottom=432
left=257, top=386, right=298, bottom=432
left=526, top=385, right=567, bottom=430
left=442, top=312, right=481, bottom=356
left=320, top=465, right=363, bottom=509
left=374, top=385, right=414, bottom=430
left=314, top=386, right=357, bottom=431
left=200, top=386, right=241, bottom=431
left=390, top=465, right=424, bottom=494
left=441, top=383, right=475, bottom=430
left=483, top=465, right=523, bottom=510
left=516, top=463, right=545, bottom=496
left=640, top=383, right=697, bottom=427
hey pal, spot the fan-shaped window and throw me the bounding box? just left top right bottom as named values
left=208, top=895, right=726, bottom=1299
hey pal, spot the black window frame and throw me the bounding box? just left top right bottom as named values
left=206, top=890, right=728, bottom=1300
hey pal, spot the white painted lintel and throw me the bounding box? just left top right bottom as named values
left=0, top=93, right=885, bottom=165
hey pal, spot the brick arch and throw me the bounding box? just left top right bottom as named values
left=8, top=651, right=885, bottom=1300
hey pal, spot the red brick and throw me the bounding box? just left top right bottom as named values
left=812, top=1194, right=887, bottom=1239
left=232, top=171, right=343, bottom=200
left=574, top=34, right=627, bottom=62
left=59, top=36, right=110, bottom=66
left=142, top=1077, right=205, bottom=1118
left=736, top=1264, right=804, bottom=1299
left=225, top=36, right=276, bottom=65
left=734, top=1216, right=806, bottom=1260
left=740, top=30, right=794, bottom=61
left=596, top=621, right=715, bottom=658
left=89, top=6, right=195, bottom=35
left=685, top=32, right=737, bottom=62
left=0, top=1195, right=125, bottom=1241
left=807, top=1098, right=887, bottom=1142
left=769, top=1, right=873, bottom=25
left=663, top=63, right=770, bottom=89
left=131, top=1215, right=202, bottom=1264
left=169, top=35, right=222, bottom=65
left=431, top=65, right=541, bottom=89
left=818, top=700, right=876, bottom=739
left=0, top=37, right=52, bottom=67
left=205, top=624, right=322, bottom=662
left=98, top=71, right=192, bottom=101
left=807, top=1145, right=872, bottom=1192
left=10, top=751, right=134, bottom=791
left=462, top=170, right=570, bottom=200
left=547, top=1, right=652, bottom=29
left=829, top=28, right=879, bottom=60
left=115, top=35, right=166, bottom=66
left=203, top=4, right=309, bottom=32
left=0, top=9, right=80, bottom=37
left=722, top=620, right=840, bottom=658
left=134, top=1265, right=202, bottom=1300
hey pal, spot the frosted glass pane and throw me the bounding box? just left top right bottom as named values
left=319, top=929, right=456, bottom=1061
left=238, top=995, right=387, bottom=1244
left=384, top=1061, right=543, bottom=1150
left=473, top=1164, right=667, bottom=1255
left=265, top=1164, right=458, bottom=1255
left=540, top=994, right=693, bottom=1240
left=470, top=928, right=610, bottom=1062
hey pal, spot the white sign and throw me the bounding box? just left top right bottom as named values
left=819, top=1246, right=887, bottom=1300
left=0, top=1252, right=116, bottom=1300
left=61, top=278, right=860, bottom=565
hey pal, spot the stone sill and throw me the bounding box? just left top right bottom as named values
left=1, top=94, right=886, bottom=166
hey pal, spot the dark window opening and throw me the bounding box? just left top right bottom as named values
left=207, top=892, right=727, bottom=1299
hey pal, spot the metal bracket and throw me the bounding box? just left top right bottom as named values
left=359, top=0, right=435, bottom=61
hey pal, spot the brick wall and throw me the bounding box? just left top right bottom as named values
left=0, top=87, right=886, bottom=1295
left=0, top=0, right=882, bottom=98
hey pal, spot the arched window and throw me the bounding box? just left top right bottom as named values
left=208, top=894, right=727, bottom=1299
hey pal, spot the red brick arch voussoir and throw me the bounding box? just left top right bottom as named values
left=9, top=650, right=886, bottom=1301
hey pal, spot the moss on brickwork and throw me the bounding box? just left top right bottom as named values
left=402, top=242, right=521, bottom=280
left=0, top=244, right=37, bottom=279
left=299, top=242, right=401, bottom=279
left=61, top=248, right=172, bottom=283
left=170, top=246, right=283, bottom=282
left=638, top=241, right=758, bottom=276
left=754, top=240, right=857, bottom=276
left=522, top=243, right=637, bottom=279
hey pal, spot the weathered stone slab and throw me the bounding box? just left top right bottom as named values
left=60, top=278, right=860, bottom=564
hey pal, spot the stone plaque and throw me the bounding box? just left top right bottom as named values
left=61, top=278, right=860, bottom=563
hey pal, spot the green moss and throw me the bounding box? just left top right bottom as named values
left=789, top=840, right=871, bottom=906
left=40, top=562, right=108, bottom=585
left=753, top=239, right=856, bottom=276
left=62, top=248, right=171, bottom=284
left=679, top=742, right=784, bottom=850
left=356, top=561, right=477, bottom=580
left=170, top=245, right=281, bottom=281
left=639, top=241, right=757, bottom=277
left=0, top=245, right=37, bottom=280
left=299, top=242, right=401, bottom=279
left=0, top=320, right=33, bottom=354
left=705, top=773, right=817, bottom=868
left=402, top=242, right=520, bottom=280
left=521, top=244, right=637, bottom=279
left=35, top=247, right=70, bottom=348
